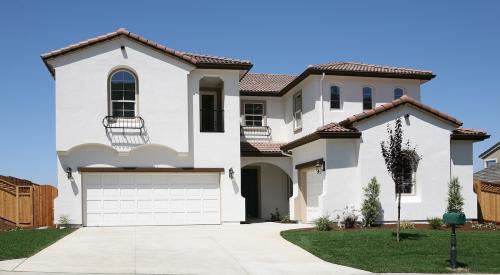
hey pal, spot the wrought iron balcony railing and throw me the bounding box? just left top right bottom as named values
left=200, top=109, right=224, bottom=132
left=102, top=116, right=145, bottom=135
left=240, top=125, right=272, bottom=138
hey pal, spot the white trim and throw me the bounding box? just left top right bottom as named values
left=242, top=101, right=266, bottom=126
left=109, top=69, right=138, bottom=117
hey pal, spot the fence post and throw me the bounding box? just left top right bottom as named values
left=15, top=186, right=19, bottom=226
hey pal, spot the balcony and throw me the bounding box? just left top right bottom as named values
left=102, top=116, right=145, bottom=135
left=200, top=109, right=224, bottom=132
left=240, top=126, right=272, bottom=140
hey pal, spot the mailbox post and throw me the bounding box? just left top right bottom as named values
left=442, top=212, right=466, bottom=270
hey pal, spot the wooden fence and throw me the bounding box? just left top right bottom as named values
left=0, top=178, right=58, bottom=227
left=474, top=180, right=500, bottom=223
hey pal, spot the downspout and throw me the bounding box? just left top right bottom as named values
left=319, top=72, right=325, bottom=126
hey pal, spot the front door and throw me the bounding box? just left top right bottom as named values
left=241, top=168, right=259, bottom=219
left=200, top=92, right=218, bottom=132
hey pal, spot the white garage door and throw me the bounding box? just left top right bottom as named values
left=83, top=173, right=220, bottom=226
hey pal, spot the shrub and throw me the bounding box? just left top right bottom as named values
left=336, top=205, right=359, bottom=229
left=427, top=217, right=443, bottom=229
left=314, top=215, right=333, bottom=231
left=400, top=220, right=415, bottom=230
left=280, top=215, right=291, bottom=223
left=361, top=177, right=381, bottom=227
left=447, top=177, right=464, bottom=213
left=58, top=215, right=71, bottom=227
left=270, top=208, right=281, bottom=221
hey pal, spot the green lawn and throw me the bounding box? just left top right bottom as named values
left=281, top=228, right=500, bottom=273
left=0, top=228, right=75, bottom=260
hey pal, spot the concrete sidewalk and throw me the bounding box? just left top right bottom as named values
left=0, top=223, right=368, bottom=275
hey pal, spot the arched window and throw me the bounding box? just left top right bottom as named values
left=394, top=88, right=404, bottom=99
left=362, top=87, right=373, bottom=110
left=110, top=70, right=137, bottom=117
left=400, top=150, right=420, bottom=195
left=330, top=85, right=341, bottom=109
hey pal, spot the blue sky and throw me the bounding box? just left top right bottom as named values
left=0, top=1, right=498, bottom=185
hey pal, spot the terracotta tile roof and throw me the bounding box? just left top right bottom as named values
left=42, top=28, right=253, bottom=76
left=479, top=141, right=500, bottom=158
left=309, top=62, right=434, bottom=78
left=241, top=142, right=288, bottom=156
left=277, top=62, right=435, bottom=96
left=451, top=128, right=490, bottom=141
left=339, top=95, right=463, bottom=127
left=240, top=73, right=296, bottom=96
left=474, top=163, right=500, bottom=184
left=281, top=123, right=361, bottom=151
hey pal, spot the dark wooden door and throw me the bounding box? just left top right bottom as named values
left=241, top=168, right=259, bottom=219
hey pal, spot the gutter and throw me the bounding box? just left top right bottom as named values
left=319, top=72, right=325, bottom=126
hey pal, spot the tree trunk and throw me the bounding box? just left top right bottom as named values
left=397, top=191, right=401, bottom=242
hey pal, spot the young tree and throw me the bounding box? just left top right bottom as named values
left=380, top=117, right=419, bottom=242
left=361, top=177, right=381, bottom=227
left=446, top=177, right=464, bottom=213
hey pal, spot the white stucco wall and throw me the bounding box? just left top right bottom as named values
left=288, top=139, right=326, bottom=220
left=51, top=37, right=246, bottom=224
left=355, top=105, right=459, bottom=222
left=240, top=96, right=286, bottom=142
left=450, top=140, right=476, bottom=219
left=258, top=163, right=290, bottom=219
left=50, top=37, right=194, bottom=153
left=281, top=75, right=422, bottom=143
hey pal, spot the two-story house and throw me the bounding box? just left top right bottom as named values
left=479, top=142, right=500, bottom=168
left=43, top=28, right=489, bottom=226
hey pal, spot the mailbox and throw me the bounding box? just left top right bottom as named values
left=443, top=212, right=466, bottom=270
left=443, top=212, right=466, bottom=225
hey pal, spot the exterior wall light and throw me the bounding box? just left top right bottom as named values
left=228, top=168, right=234, bottom=179
left=315, top=161, right=324, bottom=175
left=66, top=167, right=73, bottom=179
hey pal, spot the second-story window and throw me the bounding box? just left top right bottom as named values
left=244, top=102, right=265, bottom=126
left=394, top=88, right=404, bottom=99
left=330, top=85, right=341, bottom=109
left=110, top=70, right=137, bottom=118
left=293, top=91, right=302, bottom=130
left=362, top=87, right=373, bottom=110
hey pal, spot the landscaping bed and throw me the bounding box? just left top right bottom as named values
left=0, top=228, right=75, bottom=260
left=281, top=228, right=500, bottom=273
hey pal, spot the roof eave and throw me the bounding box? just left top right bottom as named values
left=278, top=68, right=435, bottom=96
left=281, top=131, right=361, bottom=151
left=451, top=134, right=490, bottom=141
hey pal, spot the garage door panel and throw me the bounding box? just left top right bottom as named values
left=84, top=173, right=220, bottom=226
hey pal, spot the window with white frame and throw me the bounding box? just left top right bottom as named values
left=485, top=159, right=497, bottom=168
left=110, top=70, right=137, bottom=117
left=362, top=87, right=373, bottom=110
left=293, top=91, right=302, bottom=130
left=243, top=102, right=265, bottom=126
left=330, top=85, right=341, bottom=109
left=394, top=88, right=404, bottom=99
left=399, top=150, right=420, bottom=195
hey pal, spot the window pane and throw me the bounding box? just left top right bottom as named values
left=112, top=109, right=123, bottom=117
left=111, top=71, right=125, bottom=82
left=254, top=104, right=263, bottom=114
left=294, top=93, right=302, bottom=112
left=394, top=88, right=403, bottom=99
left=123, top=82, right=135, bottom=91
left=123, top=111, right=135, bottom=117
left=245, top=104, right=254, bottom=114
left=112, top=102, right=124, bottom=110
left=111, top=82, right=123, bottom=91
left=123, top=102, right=135, bottom=110
left=363, top=87, right=372, bottom=110
left=123, top=72, right=135, bottom=83
left=112, top=91, right=123, bottom=100
left=123, top=91, right=135, bottom=100
left=330, top=86, right=340, bottom=109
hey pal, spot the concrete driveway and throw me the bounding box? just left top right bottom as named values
left=3, top=223, right=368, bottom=275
